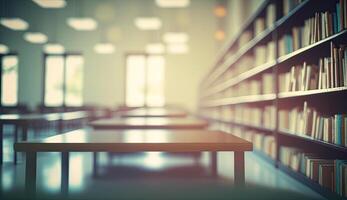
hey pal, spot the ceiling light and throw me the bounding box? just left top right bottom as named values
left=24, top=32, right=48, bottom=44
left=0, top=18, right=29, bottom=31
left=0, top=44, right=9, bottom=54
left=134, top=17, right=162, bottom=30
left=146, top=43, right=165, bottom=54
left=67, top=18, right=97, bottom=31
left=44, top=43, right=65, bottom=54
left=94, top=43, right=115, bottom=54
left=214, top=6, right=227, bottom=18
left=163, top=32, right=189, bottom=43
left=156, top=0, right=190, bottom=8
left=167, top=43, right=189, bottom=54
left=32, top=0, right=66, bottom=8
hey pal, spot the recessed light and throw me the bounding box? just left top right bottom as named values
left=24, top=32, right=48, bottom=44
left=134, top=17, right=162, bottom=30
left=163, top=32, right=189, bottom=43
left=167, top=43, right=189, bottom=54
left=44, top=43, right=65, bottom=54
left=146, top=43, right=165, bottom=54
left=32, top=0, right=66, bottom=8
left=67, top=18, right=97, bottom=31
left=156, top=0, right=190, bottom=8
left=94, top=43, right=115, bottom=54
left=0, top=18, right=29, bottom=31
left=0, top=44, right=9, bottom=54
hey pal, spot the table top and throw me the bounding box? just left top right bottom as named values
left=14, top=129, right=253, bottom=152
left=119, top=108, right=187, bottom=118
left=0, top=111, right=88, bottom=123
left=89, top=117, right=208, bottom=130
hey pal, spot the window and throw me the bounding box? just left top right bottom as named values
left=1, top=54, right=19, bottom=106
left=125, top=54, right=165, bottom=107
left=44, top=54, right=84, bottom=107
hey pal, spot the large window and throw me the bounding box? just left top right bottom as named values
left=1, top=54, right=19, bottom=106
left=126, top=54, right=165, bottom=107
left=44, top=54, right=84, bottom=107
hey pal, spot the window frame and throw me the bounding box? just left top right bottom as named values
left=42, top=52, right=84, bottom=109
left=124, top=52, right=165, bottom=108
left=0, top=52, right=19, bottom=108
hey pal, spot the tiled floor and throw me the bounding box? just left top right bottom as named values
left=1, top=126, right=326, bottom=199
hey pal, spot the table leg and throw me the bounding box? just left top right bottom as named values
left=210, top=151, right=217, bottom=177
left=21, top=125, right=28, bottom=141
left=61, top=152, right=69, bottom=196
left=234, top=151, right=245, bottom=186
left=0, top=123, right=3, bottom=165
left=25, top=152, right=37, bottom=196
left=14, top=125, right=18, bottom=164
left=93, top=152, right=98, bottom=177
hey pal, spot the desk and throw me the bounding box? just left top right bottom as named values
left=0, top=111, right=88, bottom=164
left=14, top=129, right=253, bottom=195
left=89, top=117, right=208, bottom=130
left=119, top=108, right=187, bottom=118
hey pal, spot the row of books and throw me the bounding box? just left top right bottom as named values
left=233, top=105, right=276, bottom=129
left=254, top=41, right=276, bottom=66
left=254, top=4, right=276, bottom=36
left=278, top=1, right=346, bottom=57
left=279, top=101, right=347, bottom=147
left=280, top=146, right=347, bottom=197
left=202, top=105, right=276, bottom=130
left=279, top=43, right=347, bottom=92
left=235, top=129, right=276, bottom=159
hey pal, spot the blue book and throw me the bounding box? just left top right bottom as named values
left=337, top=114, right=342, bottom=145
left=335, top=160, right=347, bottom=194
left=336, top=3, right=341, bottom=32
left=333, top=13, right=338, bottom=34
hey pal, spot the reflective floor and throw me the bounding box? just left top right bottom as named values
left=1, top=126, right=326, bottom=199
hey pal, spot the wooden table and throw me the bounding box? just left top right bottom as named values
left=0, top=111, right=89, bottom=164
left=14, top=129, right=253, bottom=195
left=119, top=108, right=188, bottom=118
left=89, top=117, right=208, bottom=130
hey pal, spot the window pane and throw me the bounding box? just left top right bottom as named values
left=65, top=55, right=84, bottom=106
left=1, top=55, right=18, bottom=106
left=126, top=55, right=146, bottom=107
left=44, top=56, right=64, bottom=106
left=146, top=55, right=165, bottom=107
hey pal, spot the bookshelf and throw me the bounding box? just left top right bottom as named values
left=198, top=0, right=347, bottom=199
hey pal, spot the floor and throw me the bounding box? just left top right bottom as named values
left=1, top=126, right=326, bottom=200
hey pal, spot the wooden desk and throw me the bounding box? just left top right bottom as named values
left=0, top=111, right=88, bottom=164
left=119, top=108, right=188, bottom=118
left=89, top=117, right=208, bottom=130
left=14, top=129, right=253, bottom=195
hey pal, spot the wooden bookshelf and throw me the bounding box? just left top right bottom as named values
left=198, top=0, right=347, bottom=199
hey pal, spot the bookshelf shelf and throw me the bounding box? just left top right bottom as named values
left=278, top=129, right=347, bottom=154
left=254, top=150, right=277, bottom=166
left=199, top=0, right=347, bottom=198
left=202, top=93, right=276, bottom=107
left=278, top=87, right=347, bottom=98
